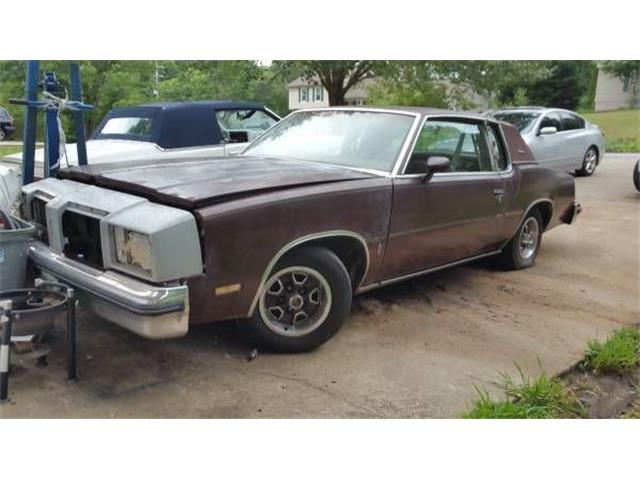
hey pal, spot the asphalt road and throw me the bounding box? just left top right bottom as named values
left=1, top=154, right=638, bottom=418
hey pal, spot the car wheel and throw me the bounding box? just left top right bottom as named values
left=0, top=129, right=6, bottom=142
left=496, top=209, right=543, bottom=270
left=240, top=246, right=352, bottom=353
left=576, top=147, right=598, bottom=176
left=634, top=159, right=640, bottom=192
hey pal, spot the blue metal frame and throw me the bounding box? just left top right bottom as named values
left=12, top=61, right=93, bottom=184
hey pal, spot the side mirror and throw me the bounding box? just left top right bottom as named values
left=408, top=154, right=450, bottom=181
left=426, top=155, right=450, bottom=173
left=539, top=126, right=558, bottom=136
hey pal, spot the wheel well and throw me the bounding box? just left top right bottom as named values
left=589, top=145, right=600, bottom=164
left=287, top=235, right=368, bottom=290
left=532, top=201, right=553, bottom=230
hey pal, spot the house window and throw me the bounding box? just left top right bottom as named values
left=314, top=86, right=323, bottom=102
left=299, top=87, right=309, bottom=102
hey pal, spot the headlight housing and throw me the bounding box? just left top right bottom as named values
left=112, top=226, right=154, bottom=276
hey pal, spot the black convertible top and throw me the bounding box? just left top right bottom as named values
left=90, top=101, right=277, bottom=149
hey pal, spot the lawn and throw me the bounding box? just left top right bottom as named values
left=583, top=109, right=639, bottom=138
left=0, top=145, right=23, bottom=157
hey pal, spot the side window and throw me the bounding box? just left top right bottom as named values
left=539, top=112, right=562, bottom=132
left=216, top=109, right=278, bottom=143
left=407, top=120, right=492, bottom=174
left=561, top=112, right=585, bottom=131
left=486, top=124, right=508, bottom=171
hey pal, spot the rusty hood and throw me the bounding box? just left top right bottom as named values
left=57, top=156, right=376, bottom=208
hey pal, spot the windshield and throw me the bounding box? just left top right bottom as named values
left=99, top=117, right=154, bottom=137
left=243, top=110, right=415, bottom=172
left=493, top=111, right=541, bottom=133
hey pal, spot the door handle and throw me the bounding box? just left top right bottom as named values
left=493, top=188, right=504, bottom=203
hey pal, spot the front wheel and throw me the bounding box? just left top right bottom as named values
left=239, top=246, right=352, bottom=353
left=576, top=147, right=598, bottom=176
left=0, top=129, right=6, bottom=142
left=496, top=210, right=543, bottom=270
left=633, top=159, right=640, bottom=192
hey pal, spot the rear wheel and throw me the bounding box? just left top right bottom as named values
left=496, top=209, right=543, bottom=270
left=239, top=246, right=352, bottom=353
left=0, top=128, right=6, bottom=142
left=576, top=147, right=598, bottom=176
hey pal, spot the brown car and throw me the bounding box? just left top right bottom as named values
left=20, top=107, right=581, bottom=352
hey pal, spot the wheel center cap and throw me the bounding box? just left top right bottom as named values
left=288, top=294, right=304, bottom=310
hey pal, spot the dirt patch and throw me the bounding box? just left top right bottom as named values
left=562, top=366, right=640, bottom=418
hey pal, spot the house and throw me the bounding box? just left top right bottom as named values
left=287, top=76, right=375, bottom=110
left=594, top=67, right=639, bottom=112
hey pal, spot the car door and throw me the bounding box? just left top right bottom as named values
left=529, top=111, right=566, bottom=169
left=559, top=111, right=589, bottom=169
left=380, top=118, right=508, bottom=280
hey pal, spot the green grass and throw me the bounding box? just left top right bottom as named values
left=0, top=145, right=22, bottom=157
left=461, top=367, right=585, bottom=419
left=606, top=137, right=640, bottom=153
left=584, top=327, right=640, bottom=375
left=583, top=109, right=640, bottom=139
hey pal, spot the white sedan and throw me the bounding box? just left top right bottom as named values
left=491, top=107, right=606, bottom=176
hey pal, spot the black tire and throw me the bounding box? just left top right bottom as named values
left=496, top=209, right=543, bottom=270
left=633, top=159, right=640, bottom=192
left=576, top=146, right=598, bottom=177
left=239, top=246, right=352, bottom=353
left=0, top=128, right=6, bottom=142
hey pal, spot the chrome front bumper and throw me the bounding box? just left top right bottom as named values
left=29, top=241, right=189, bottom=339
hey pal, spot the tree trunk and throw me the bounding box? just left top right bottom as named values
left=326, top=76, right=347, bottom=106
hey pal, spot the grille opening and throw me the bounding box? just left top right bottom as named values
left=31, top=197, right=49, bottom=244
left=62, top=211, right=103, bottom=268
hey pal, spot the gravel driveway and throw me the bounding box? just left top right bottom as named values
left=1, top=154, right=638, bottom=418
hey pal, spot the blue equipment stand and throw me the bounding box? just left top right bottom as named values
left=10, top=61, right=93, bottom=184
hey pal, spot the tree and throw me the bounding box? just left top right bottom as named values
left=276, top=61, right=375, bottom=106
left=367, top=62, right=474, bottom=109
left=430, top=61, right=551, bottom=108
left=499, top=61, right=595, bottom=110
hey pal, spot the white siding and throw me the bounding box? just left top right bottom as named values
left=595, top=70, right=639, bottom=112
left=288, top=85, right=330, bottom=110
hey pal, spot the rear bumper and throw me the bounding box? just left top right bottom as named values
left=1, top=125, right=16, bottom=136
left=29, top=241, right=189, bottom=339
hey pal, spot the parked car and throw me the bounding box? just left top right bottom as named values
left=634, top=159, right=640, bottom=192
left=0, top=100, right=280, bottom=209
left=0, top=107, right=16, bottom=141
left=19, top=107, right=581, bottom=352
left=490, top=107, right=605, bottom=176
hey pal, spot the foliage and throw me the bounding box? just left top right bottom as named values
left=499, top=61, right=596, bottom=110
left=600, top=60, right=640, bottom=81
left=499, top=87, right=529, bottom=108
left=367, top=62, right=475, bottom=109
left=462, top=366, right=585, bottom=419
left=584, top=327, right=640, bottom=375
left=0, top=60, right=292, bottom=141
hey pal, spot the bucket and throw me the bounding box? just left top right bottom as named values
left=0, top=215, right=36, bottom=291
